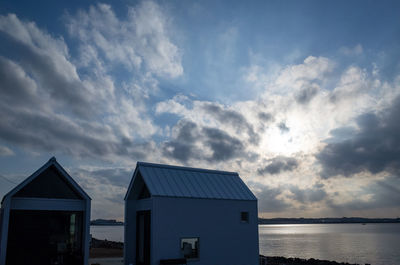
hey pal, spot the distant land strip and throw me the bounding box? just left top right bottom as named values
left=90, top=219, right=124, bottom=226
left=258, top=217, right=400, bottom=224
left=90, top=217, right=400, bottom=226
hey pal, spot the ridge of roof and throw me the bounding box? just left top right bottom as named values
left=132, top=162, right=257, bottom=201
left=137, top=161, right=238, bottom=176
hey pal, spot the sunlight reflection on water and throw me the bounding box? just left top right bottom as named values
left=259, top=223, right=400, bottom=265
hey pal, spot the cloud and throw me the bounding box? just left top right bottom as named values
left=0, top=104, right=152, bottom=160
left=162, top=120, right=245, bottom=163
left=258, top=156, right=298, bottom=175
left=156, top=54, right=400, bottom=216
left=156, top=54, right=398, bottom=180
left=258, top=112, right=273, bottom=122
left=65, top=2, right=183, bottom=78
left=295, top=84, right=319, bottom=104
left=0, top=4, right=184, bottom=217
left=1, top=3, right=399, bottom=220
left=74, top=167, right=132, bottom=189
left=156, top=96, right=262, bottom=165
left=0, top=56, right=38, bottom=107
left=273, top=56, right=334, bottom=95
left=202, top=102, right=260, bottom=144
left=277, top=122, right=290, bottom=133
left=156, top=97, right=261, bottom=145
left=339, top=44, right=363, bottom=56
left=202, top=102, right=245, bottom=126
left=202, top=127, right=244, bottom=161
left=0, top=145, right=14, bottom=156
left=0, top=48, right=155, bottom=162
left=328, top=175, right=400, bottom=211
left=0, top=3, right=185, bottom=163
left=162, top=120, right=201, bottom=162
left=0, top=14, right=96, bottom=118
left=317, top=95, right=400, bottom=178
left=73, top=166, right=131, bottom=219
left=289, top=183, right=327, bottom=203
left=249, top=182, right=290, bottom=213
left=329, top=66, right=371, bottom=103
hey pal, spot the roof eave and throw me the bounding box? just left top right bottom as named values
left=124, top=164, right=139, bottom=200
left=151, top=194, right=257, bottom=201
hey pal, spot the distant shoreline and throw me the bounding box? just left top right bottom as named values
left=258, top=217, right=400, bottom=225
left=90, top=217, right=400, bottom=226
left=90, top=219, right=124, bottom=226
left=90, top=223, right=124, bottom=226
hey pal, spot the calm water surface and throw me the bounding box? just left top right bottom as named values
left=91, top=223, right=400, bottom=265
left=90, top=225, right=124, bottom=242
left=259, top=223, right=400, bottom=265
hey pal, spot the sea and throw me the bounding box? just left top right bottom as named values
left=90, top=223, right=400, bottom=265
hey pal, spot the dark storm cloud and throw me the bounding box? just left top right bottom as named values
left=163, top=141, right=196, bottom=163
left=258, top=156, right=298, bottom=175
left=162, top=120, right=200, bottom=162
left=317, top=96, right=400, bottom=178
left=162, top=120, right=245, bottom=163
left=203, top=103, right=247, bottom=127
left=249, top=182, right=290, bottom=212
left=202, top=127, right=243, bottom=161
left=202, top=103, right=260, bottom=144
left=295, top=86, right=319, bottom=104
left=289, top=183, right=327, bottom=203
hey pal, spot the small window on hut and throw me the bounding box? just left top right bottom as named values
left=241, top=211, right=249, bottom=223
left=181, top=237, right=199, bottom=259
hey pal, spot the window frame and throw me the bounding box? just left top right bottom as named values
left=180, top=237, right=200, bottom=260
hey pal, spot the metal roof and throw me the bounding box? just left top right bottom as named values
left=130, top=162, right=257, bottom=201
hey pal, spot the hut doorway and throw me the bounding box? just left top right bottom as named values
left=136, top=210, right=151, bottom=265
left=5, top=210, right=83, bottom=265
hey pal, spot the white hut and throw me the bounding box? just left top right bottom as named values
left=124, top=162, right=259, bottom=265
left=0, top=157, right=91, bottom=265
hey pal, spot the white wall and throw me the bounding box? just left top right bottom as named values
left=152, top=197, right=259, bottom=265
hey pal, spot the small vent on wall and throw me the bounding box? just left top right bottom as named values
left=241, top=211, right=249, bottom=223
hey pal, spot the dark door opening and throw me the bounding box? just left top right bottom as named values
left=136, top=210, right=151, bottom=265
left=6, top=210, right=83, bottom=265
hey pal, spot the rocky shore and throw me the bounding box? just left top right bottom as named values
left=260, top=255, right=370, bottom=265
left=91, top=238, right=123, bottom=249
left=90, top=238, right=123, bottom=258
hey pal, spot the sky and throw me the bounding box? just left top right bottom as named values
left=0, top=0, right=400, bottom=220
